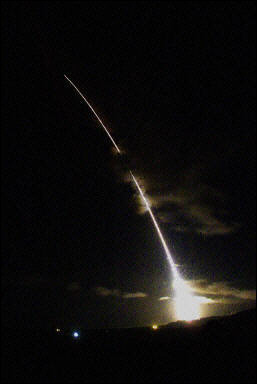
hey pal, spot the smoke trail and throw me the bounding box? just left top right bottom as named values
left=64, top=74, right=180, bottom=280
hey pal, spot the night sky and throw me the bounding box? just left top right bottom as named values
left=2, top=1, right=256, bottom=329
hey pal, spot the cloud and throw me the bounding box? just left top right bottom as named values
left=128, top=165, right=240, bottom=236
left=188, top=280, right=256, bottom=303
left=94, top=286, right=121, bottom=297
left=94, top=286, right=148, bottom=299
left=93, top=282, right=255, bottom=305
left=67, top=282, right=81, bottom=291
left=158, top=280, right=255, bottom=305
left=187, top=204, right=239, bottom=235
left=122, top=292, right=147, bottom=299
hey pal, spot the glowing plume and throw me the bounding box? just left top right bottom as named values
left=64, top=74, right=201, bottom=321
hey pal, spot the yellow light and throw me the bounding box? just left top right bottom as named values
left=56, top=328, right=61, bottom=332
left=152, top=324, right=158, bottom=330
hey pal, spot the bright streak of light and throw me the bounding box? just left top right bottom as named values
left=130, top=172, right=200, bottom=322
left=64, top=74, right=121, bottom=154
left=64, top=75, right=177, bottom=275
left=129, top=171, right=178, bottom=278
left=64, top=74, right=202, bottom=322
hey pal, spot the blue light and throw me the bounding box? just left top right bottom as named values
left=72, top=331, right=80, bottom=338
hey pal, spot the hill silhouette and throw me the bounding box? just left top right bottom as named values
left=2, top=309, right=256, bottom=383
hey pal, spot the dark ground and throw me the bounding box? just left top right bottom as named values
left=2, top=308, right=256, bottom=383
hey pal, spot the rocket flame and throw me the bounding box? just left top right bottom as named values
left=173, top=276, right=201, bottom=321
left=64, top=74, right=201, bottom=321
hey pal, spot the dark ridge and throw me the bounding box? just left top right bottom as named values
left=2, top=308, right=256, bottom=383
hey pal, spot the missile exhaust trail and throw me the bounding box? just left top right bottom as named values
left=129, top=171, right=178, bottom=277
left=64, top=74, right=179, bottom=279
left=64, top=75, right=121, bottom=154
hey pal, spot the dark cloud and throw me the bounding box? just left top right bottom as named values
left=67, top=282, right=81, bottom=291
left=128, top=165, right=240, bottom=236
left=94, top=287, right=121, bottom=297
left=94, top=286, right=148, bottom=299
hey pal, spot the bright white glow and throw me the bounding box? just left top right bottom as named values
left=73, top=331, right=79, bottom=338
left=56, top=328, right=61, bottom=333
left=64, top=75, right=202, bottom=322
left=173, top=276, right=201, bottom=321
left=129, top=173, right=202, bottom=321
left=152, top=324, right=158, bottom=330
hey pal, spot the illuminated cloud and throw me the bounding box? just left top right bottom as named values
left=187, top=205, right=239, bottom=236
left=94, top=286, right=121, bottom=297
left=158, top=280, right=255, bottom=305
left=122, top=292, right=148, bottom=299
left=156, top=190, right=239, bottom=236
left=159, top=293, right=213, bottom=304
left=94, top=286, right=148, bottom=299
left=126, top=165, right=240, bottom=236
left=187, top=280, right=256, bottom=303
